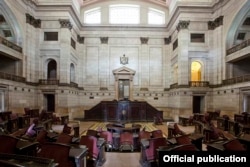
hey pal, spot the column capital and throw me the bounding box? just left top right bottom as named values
left=176, top=20, right=190, bottom=32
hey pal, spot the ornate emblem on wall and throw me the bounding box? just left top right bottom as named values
left=120, top=54, right=128, bottom=65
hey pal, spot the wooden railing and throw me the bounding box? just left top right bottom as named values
left=0, top=36, right=22, bottom=53
left=189, top=81, right=209, bottom=87
left=222, top=74, right=250, bottom=85
left=0, top=72, right=25, bottom=82
left=226, top=39, right=250, bottom=55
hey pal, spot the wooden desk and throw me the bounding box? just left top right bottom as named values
left=16, top=140, right=39, bottom=156
left=179, top=116, right=190, bottom=126
left=206, top=142, right=225, bottom=151
left=106, top=123, right=141, bottom=134
left=0, top=153, right=56, bottom=167
left=238, top=134, right=250, bottom=151
left=69, top=147, right=88, bottom=167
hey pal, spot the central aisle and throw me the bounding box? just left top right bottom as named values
left=102, top=152, right=141, bottom=167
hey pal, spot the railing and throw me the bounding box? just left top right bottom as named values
left=189, top=81, right=209, bottom=87
left=170, top=83, right=178, bottom=89
left=70, top=82, right=78, bottom=87
left=0, top=36, right=22, bottom=53
left=226, top=39, right=250, bottom=55
left=222, top=74, right=250, bottom=85
left=0, top=72, right=25, bottom=82
left=39, top=79, right=59, bottom=85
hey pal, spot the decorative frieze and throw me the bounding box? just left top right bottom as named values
left=140, top=37, right=149, bottom=44
left=208, top=16, right=224, bottom=30
left=176, top=20, right=190, bottom=32
left=164, top=36, right=171, bottom=45
left=59, top=19, right=73, bottom=30
left=77, top=35, right=84, bottom=44
left=26, top=13, right=41, bottom=28
left=100, top=37, right=108, bottom=44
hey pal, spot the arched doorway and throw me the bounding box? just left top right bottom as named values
left=47, top=59, right=57, bottom=79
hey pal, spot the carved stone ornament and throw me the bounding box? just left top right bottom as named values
left=120, top=54, right=129, bottom=65
left=140, top=37, right=149, bottom=44
left=100, top=37, right=108, bottom=44
left=26, top=13, right=41, bottom=28
left=59, top=19, right=73, bottom=30
left=77, top=35, right=84, bottom=44
left=208, top=16, right=224, bottom=30
left=164, top=36, right=171, bottom=45
left=176, top=20, right=190, bottom=31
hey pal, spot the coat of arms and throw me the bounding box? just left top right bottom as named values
left=120, top=54, right=128, bottom=65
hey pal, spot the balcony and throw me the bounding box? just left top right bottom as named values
left=222, top=75, right=250, bottom=86
left=226, top=39, right=250, bottom=56
left=189, top=81, right=209, bottom=87
left=0, top=72, right=25, bottom=82
left=0, top=36, right=22, bottom=53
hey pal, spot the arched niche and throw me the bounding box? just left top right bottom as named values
left=112, top=66, right=136, bottom=101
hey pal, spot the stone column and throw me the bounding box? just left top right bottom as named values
left=140, top=37, right=149, bottom=89
left=59, top=19, right=72, bottom=84
left=177, top=20, right=190, bottom=86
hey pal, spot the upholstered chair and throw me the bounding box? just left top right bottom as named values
left=139, top=131, right=151, bottom=141
left=151, top=130, right=163, bottom=138
left=86, top=129, right=98, bottom=137
left=99, top=131, right=113, bottom=151
left=119, top=132, right=134, bottom=152
left=79, top=135, right=100, bottom=165
left=145, top=137, right=168, bottom=162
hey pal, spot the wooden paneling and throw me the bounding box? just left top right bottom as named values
left=84, top=100, right=162, bottom=122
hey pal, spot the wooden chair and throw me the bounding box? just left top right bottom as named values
left=37, top=142, right=74, bottom=167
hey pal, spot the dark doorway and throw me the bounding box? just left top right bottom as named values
left=44, top=94, right=55, bottom=112
left=193, top=96, right=202, bottom=113
left=118, top=79, right=130, bottom=100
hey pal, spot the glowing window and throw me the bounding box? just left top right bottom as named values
left=109, top=5, right=140, bottom=24
left=191, top=61, right=202, bottom=81
left=148, top=8, right=165, bottom=25
left=84, top=7, right=101, bottom=24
